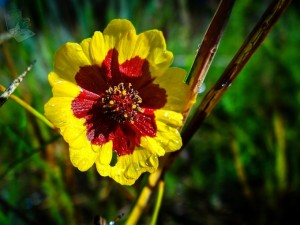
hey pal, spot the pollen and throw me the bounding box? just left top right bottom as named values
left=101, top=83, right=143, bottom=123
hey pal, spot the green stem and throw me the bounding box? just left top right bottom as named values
left=274, top=112, right=287, bottom=191
left=0, top=84, right=55, bottom=129
left=125, top=157, right=166, bottom=225
left=150, top=179, right=165, bottom=225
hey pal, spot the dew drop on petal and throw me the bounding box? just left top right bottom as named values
left=92, top=145, right=101, bottom=152
left=147, top=155, right=158, bottom=167
left=134, top=162, right=140, bottom=171
left=78, top=159, right=88, bottom=170
left=139, top=160, right=149, bottom=168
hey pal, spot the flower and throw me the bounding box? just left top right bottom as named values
left=44, top=19, right=191, bottom=185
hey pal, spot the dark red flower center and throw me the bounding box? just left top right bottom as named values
left=101, top=82, right=143, bottom=123
left=71, top=48, right=167, bottom=156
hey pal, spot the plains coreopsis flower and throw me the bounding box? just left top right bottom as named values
left=44, top=19, right=191, bottom=185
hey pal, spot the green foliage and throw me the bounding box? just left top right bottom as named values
left=0, top=0, right=299, bottom=225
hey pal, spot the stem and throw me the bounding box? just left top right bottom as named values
left=169, top=0, right=235, bottom=169
left=125, top=159, right=165, bottom=225
left=230, top=138, right=252, bottom=199
left=182, top=0, right=292, bottom=146
left=0, top=84, right=55, bottom=129
left=125, top=0, right=292, bottom=223
left=150, top=179, right=165, bottom=225
left=182, top=0, right=235, bottom=123
left=125, top=1, right=235, bottom=223
left=274, top=112, right=287, bottom=191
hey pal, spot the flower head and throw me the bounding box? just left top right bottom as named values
left=45, top=19, right=191, bottom=185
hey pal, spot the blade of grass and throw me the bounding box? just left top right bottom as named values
left=182, top=0, right=292, bottom=146
left=230, top=138, right=252, bottom=200
left=125, top=160, right=165, bottom=225
left=150, top=179, right=165, bottom=225
left=273, top=112, right=287, bottom=191
left=0, top=135, right=60, bottom=180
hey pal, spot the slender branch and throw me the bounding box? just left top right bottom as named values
left=182, top=0, right=292, bottom=146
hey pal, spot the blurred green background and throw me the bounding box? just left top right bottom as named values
left=0, top=0, right=299, bottom=224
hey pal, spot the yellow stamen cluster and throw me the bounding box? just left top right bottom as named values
left=102, top=83, right=143, bottom=123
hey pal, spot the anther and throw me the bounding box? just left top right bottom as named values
left=101, top=83, right=143, bottom=123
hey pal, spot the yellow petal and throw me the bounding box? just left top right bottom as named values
left=80, top=37, right=92, bottom=62
left=91, top=19, right=173, bottom=79
left=98, top=141, right=113, bottom=165
left=135, top=30, right=173, bottom=77
left=140, top=136, right=165, bottom=156
left=44, top=97, right=86, bottom=147
left=90, top=31, right=109, bottom=65
left=119, top=149, right=159, bottom=185
left=69, top=143, right=97, bottom=171
left=48, top=72, right=80, bottom=97
left=103, top=19, right=136, bottom=51
left=96, top=146, right=159, bottom=185
left=155, top=121, right=182, bottom=152
left=54, top=42, right=91, bottom=83
left=155, top=109, right=183, bottom=128
left=154, top=67, right=193, bottom=112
